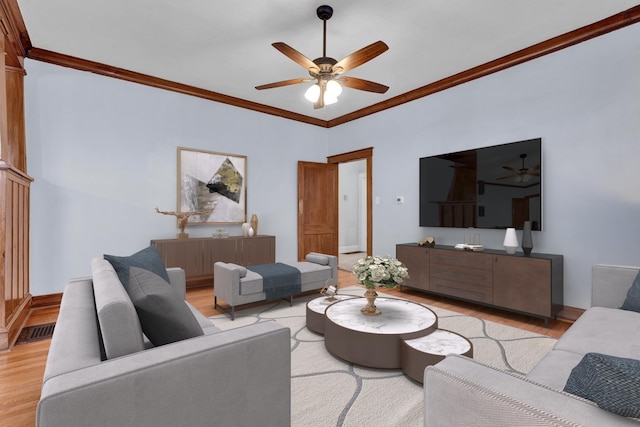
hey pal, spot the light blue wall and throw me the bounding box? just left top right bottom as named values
left=329, top=23, right=640, bottom=309
left=25, top=22, right=640, bottom=309
left=25, top=59, right=328, bottom=295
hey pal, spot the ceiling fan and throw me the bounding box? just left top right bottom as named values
left=497, top=153, right=540, bottom=183
left=255, top=5, right=389, bottom=109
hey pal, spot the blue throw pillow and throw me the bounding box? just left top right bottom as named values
left=127, top=267, right=204, bottom=346
left=104, top=245, right=170, bottom=290
left=621, top=271, right=640, bottom=312
left=564, top=352, right=640, bottom=418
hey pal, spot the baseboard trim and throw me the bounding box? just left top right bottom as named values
left=27, top=292, right=587, bottom=323
left=32, top=293, right=63, bottom=308
left=339, top=246, right=362, bottom=254
left=1, top=294, right=32, bottom=351
left=557, top=306, right=585, bottom=322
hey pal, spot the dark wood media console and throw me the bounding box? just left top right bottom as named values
left=396, top=244, right=563, bottom=326
left=151, top=235, right=275, bottom=287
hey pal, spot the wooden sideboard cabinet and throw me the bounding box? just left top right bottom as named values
left=396, top=243, right=563, bottom=325
left=430, top=248, right=493, bottom=305
left=396, top=244, right=430, bottom=291
left=151, top=235, right=275, bottom=287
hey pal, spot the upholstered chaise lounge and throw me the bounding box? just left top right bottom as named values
left=214, top=252, right=338, bottom=319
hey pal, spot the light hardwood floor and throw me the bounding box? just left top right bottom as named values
left=0, top=269, right=572, bottom=426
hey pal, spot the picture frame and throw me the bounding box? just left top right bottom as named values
left=177, top=147, right=247, bottom=225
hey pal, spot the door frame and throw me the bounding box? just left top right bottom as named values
left=327, top=147, right=373, bottom=256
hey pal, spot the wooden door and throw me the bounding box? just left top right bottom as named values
left=297, top=161, right=338, bottom=260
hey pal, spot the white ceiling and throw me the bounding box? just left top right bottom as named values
left=17, top=0, right=640, bottom=122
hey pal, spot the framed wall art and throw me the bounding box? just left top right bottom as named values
left=177, top=147, right=247, bottom=224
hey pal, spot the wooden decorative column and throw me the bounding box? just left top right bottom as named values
left=0, top=165, right=32, bottom=350
left=0, top=2, right=32, bottom=351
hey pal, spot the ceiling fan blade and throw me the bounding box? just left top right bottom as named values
left=337, top=76, right=389, bottom=94
left=272, top=42, right=319, bottom=73
left=332, top=41, right=389, bottom=74
left=255, top=78, right=312, bottom=90
left=502, top=166, right=519, bottom=173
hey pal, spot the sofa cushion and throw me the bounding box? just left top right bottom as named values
left=92, top=258, right=145, bottom=359
left=621, top=271, right=640, bottom=313
left=104, top=245, right=170, bottom=290
left=553, top=307, right=640, bottom=360
left=564, top=352, right=640, bottom=418
left=526, top=349, right=585, bottom=390
left=127, top=267, right=204, bottom=346
left=288, top=261, right=331, bottom=285
left=239, top=270, right=264, bottom=295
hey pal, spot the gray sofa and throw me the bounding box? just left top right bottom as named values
left=37, top=257, right=291, bottom=427
left=214, top=252, right=338, bottom=319
left=423, top=264, right=640, bottom=426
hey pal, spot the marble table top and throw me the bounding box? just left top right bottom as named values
left=404, top=329, right=471, bottom=355
left=325, top=297, right=437, bottom=335
left=307, top=294, right=357, bottom=314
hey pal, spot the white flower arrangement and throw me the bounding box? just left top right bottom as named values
left=352, top=255, right=409, bottom=288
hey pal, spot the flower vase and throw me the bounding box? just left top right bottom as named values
left=361, top=287, right=381, bottom=315
left=250, top=214, right=258, bottom=236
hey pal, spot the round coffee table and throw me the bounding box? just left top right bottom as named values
left=323, top=297, right=438, bottom=368
left=306, top=294, right=357, bottom=334
left=401, top=329, right=473, bottom=383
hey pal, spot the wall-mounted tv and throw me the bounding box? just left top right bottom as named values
left=419, top=138, right=542, bottom=230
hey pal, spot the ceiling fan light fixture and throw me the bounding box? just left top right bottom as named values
left=323, top=93, right=338, bottom=105
left=304, top=83, right=321, bottom=102
left=256, top=4, right=389, bottom=109
left=326, top=79, right=342, bottom=97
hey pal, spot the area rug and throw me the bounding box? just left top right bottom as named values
left=210, top=286, right=557, bottom=427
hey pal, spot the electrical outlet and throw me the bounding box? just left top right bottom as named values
left=396, top=196, right=404, bottom=204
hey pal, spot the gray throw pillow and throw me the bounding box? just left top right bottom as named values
left=564, top=352, right=640, bottom=418
left=104, top=245, right=170, bottom=290
left=621, top=271, right=640, bottom=312
left=127, top=267, right=204, bottom=346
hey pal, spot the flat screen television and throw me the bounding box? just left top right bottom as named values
left=419, top=138, right=542, bottom=230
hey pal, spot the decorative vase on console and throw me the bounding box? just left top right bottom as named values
left=250, top=214, right=258, bottom=236
left=351, top=255, right=409, bottom=316
left=503, top=228, right=519, bottom=255
left=521, top=221, right=533, bottom=256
